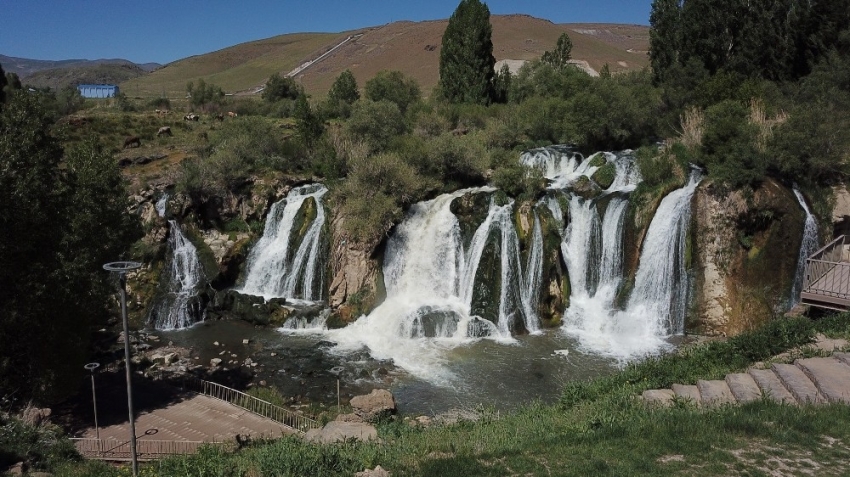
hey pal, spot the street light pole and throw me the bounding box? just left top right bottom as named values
left=84, top=362, right=100, bottom=439
left=103, top=261, right=142, bottom=477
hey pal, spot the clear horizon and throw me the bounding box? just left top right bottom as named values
left=1, top=1, right=652, bottom=65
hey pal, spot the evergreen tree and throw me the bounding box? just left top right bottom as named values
left=294, top=94, right=323, bottom=146
left=438, top=0, right=495, bottom=104
left=649, top=0, right=681, bottom=83
left=541, top=33, right=573, bottom=70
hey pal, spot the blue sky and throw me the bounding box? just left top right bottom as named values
left=1, top=1, right=652, bottom=65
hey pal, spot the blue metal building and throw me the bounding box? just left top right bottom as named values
left=77, top=84, right=120, bottom=98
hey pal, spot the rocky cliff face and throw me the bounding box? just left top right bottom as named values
left=692, top=178, right=805, bottom=336
left=327, top=212, right=384, bottom=325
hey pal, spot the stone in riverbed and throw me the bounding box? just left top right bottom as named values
left=304, top=421, right=377, bottom=443
left=350, top=389, right=396, bottom=422
left=210, top=358, right=222, bottom=367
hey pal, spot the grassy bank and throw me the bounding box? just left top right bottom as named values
left=13, top=313, right=850, bottom=477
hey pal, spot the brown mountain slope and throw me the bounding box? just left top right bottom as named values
left=121, top=15, right=648, bottom=99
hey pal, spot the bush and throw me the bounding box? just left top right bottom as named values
left=147, top=97, right=171, bottom=109
left=346, top=100, right=407, bottom=152
left=425, top=132, right=490, bottom=186
left=336, top=152, right=427, bottom=245
left=364, top=70, right=421, bottom=114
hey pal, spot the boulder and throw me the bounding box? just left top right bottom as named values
left=303, top=421, right=377, bottom=443
left=210, top=358, right=222, bottom=367
left=21, top=407, right=51, bottom=427
left=350, top=389, right=396, bottom=422
left=355, top=465, right=391, bottom=477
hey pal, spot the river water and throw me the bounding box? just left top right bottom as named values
left=158, top=319, right=627, bottom=415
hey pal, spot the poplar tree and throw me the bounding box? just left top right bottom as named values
left=439, top=0, right=495, bottom=104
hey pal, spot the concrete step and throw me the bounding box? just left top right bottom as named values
left=672, top=384, right=701, bottom=404
left=795, top=357, right=850, bottom=404
left=748, top=368, right=796, bottom=404
left=697, top=379, right=735, bottom=406
left=642, top=389, right=674, bottom=406
left=725, top=373, right=762, bottom=403
left=772, top=363, right=825, bottom=404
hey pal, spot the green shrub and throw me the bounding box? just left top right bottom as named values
left=364, top=70, right=421, bottom=114
left=346, top=100, right=407, bottom=152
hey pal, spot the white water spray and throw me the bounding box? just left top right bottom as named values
left=240, top=184, right=328, bottom=301
left=791, top=186, right=819, bottom=307
left=563, top=170, right=702, bottom=360
left=151, top=221, right=205, bottom=330
left=328, top=188, right=542, bottom=381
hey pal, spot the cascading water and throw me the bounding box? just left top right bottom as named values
left=521, top=147, right=601, bottom=189
left=155, top=192, right=170, bottom=218
left=150, top=220, right=206, bottom=330
left=240, top=184, right=328, bottom=301
left=791, top=186, right=819, bottom=306
left=328, top=188, right=543, bottom=381
left=562, top=169, right=703, bottom=360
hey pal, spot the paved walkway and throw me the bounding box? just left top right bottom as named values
left=642, top=337, right=850, bottom=407
left=80, top=393, right=295, bottom=443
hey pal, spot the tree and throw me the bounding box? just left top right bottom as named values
left=364, top=70, right=421, bottom=114
left=262, top=73, right=301, bottom=103
left=328, top=70, right=360, bottom=106
left=0, top=63, right=6, bottom=104
left=438, top=0, right=495, bottom=104
left=541, top=33, right=573, bottom=70
left=0, top=91, right=139, bottom=404
left=186, top=79, right=224, bottom=111
left=649, top=0, right=681, bottom=83
left=491, top=63, right=512, bottom=103
left=294, top=94, right=323, bottom=146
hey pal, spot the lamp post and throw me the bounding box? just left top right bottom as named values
left=103, top=261, right=142, bottom=477
left=84, top=362, right=100, bottom=439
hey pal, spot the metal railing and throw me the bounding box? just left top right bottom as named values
left=803, top=235, right=850, bottom=300
left=72, top=438, right=231, bottom=460
left=179, top=376, right=320, bottom=433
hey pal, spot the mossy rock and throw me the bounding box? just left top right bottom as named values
left=587, top=153, right=607, bottom=168
left=572, top=175, right=601, bottom=200
left=591, top=163, right=616, bottom=190
left=452, top=190, right=495, bottom=244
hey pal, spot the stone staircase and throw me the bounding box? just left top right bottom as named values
left=642, top=352, right=850, bottom=407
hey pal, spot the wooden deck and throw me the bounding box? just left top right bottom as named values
left=801, top=236, right=850, bottom=310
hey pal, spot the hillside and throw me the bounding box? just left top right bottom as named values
left=121, top=15, right=649, bottom=99
left=0, top=54, right=160, bottom=78
left=23, top=62, right=150, bottom=91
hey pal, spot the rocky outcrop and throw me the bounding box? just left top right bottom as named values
left=327, top=213, right=383, bottom=322
left=692, top=178, right=805, bottom=336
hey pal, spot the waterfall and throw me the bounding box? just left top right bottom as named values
left=791, top=186, right=819, bottom=306
left=240, top=184, right=328, bottom=301
left=150, top=220, right=205, bottom=330
left=563, top=169, right=702, bottom=359
left=155, top=193, right=169, bottom=218
left=521, top=147, right=600, bottom=189
left=328, top=188, right=542, bottom=381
